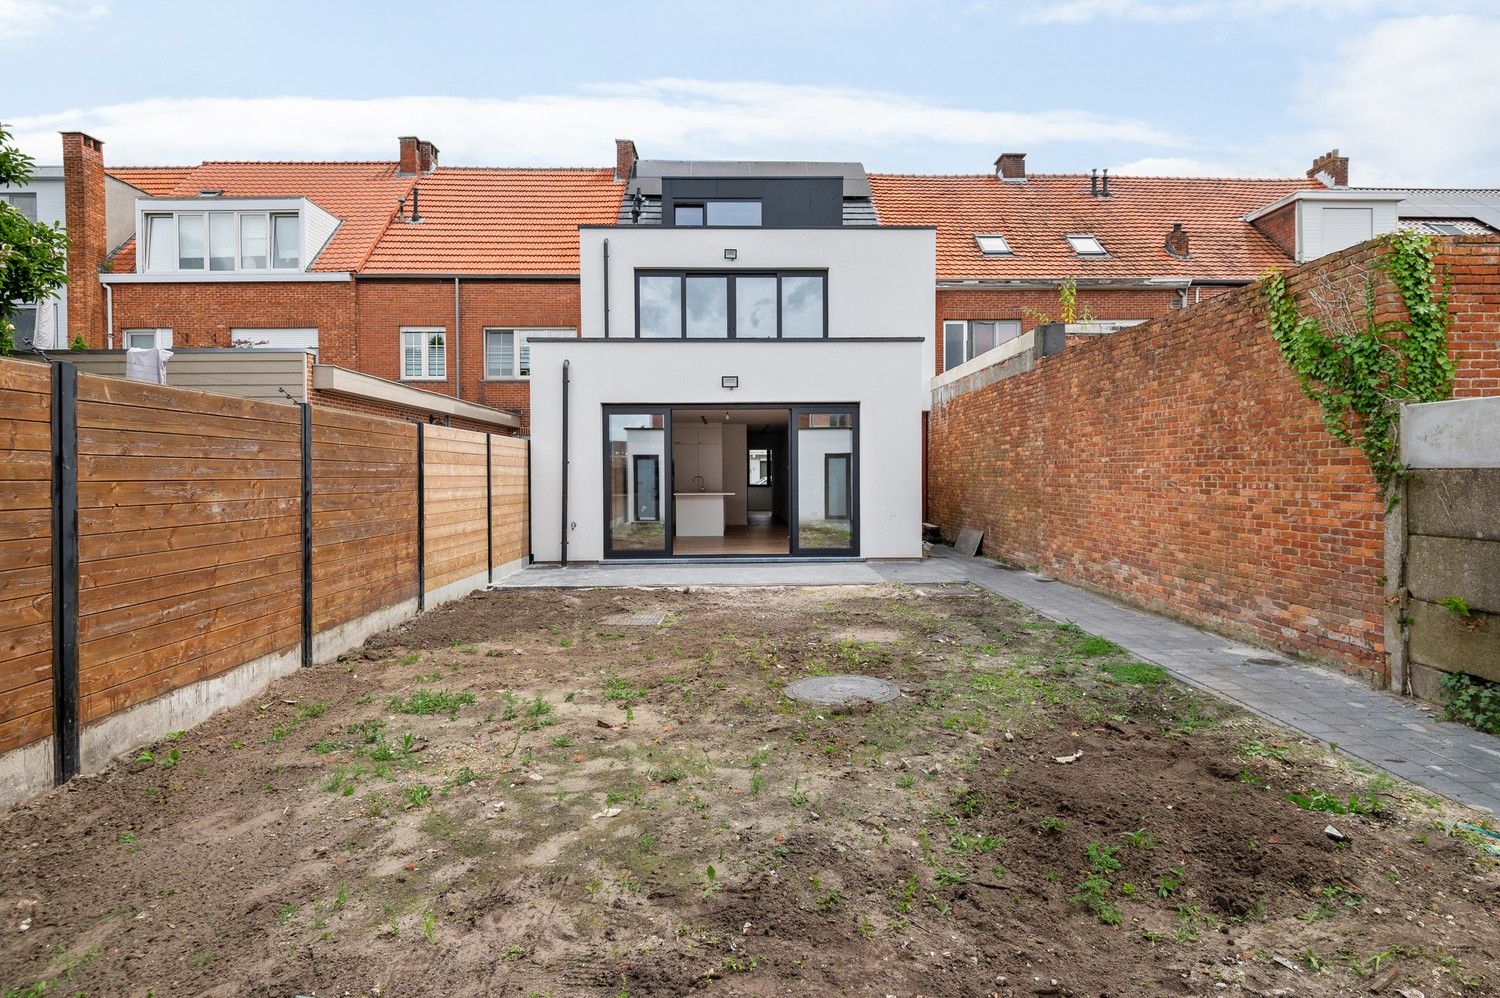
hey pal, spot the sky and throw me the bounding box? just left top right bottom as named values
left=4, top=0, right=1499, bottom=186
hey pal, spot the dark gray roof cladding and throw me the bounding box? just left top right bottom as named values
left=1357, top=187, right=1500, bottom=232
left=616, top=195, right=880, bottom=227
left=630, top=159, right=872, bottom=198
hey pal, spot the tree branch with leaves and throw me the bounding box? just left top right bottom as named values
left=0, top=123, right=70, bottom=355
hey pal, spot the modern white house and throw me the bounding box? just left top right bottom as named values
left=529, top=161, right=934, bottom=561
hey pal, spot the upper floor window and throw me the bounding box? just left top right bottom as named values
left=1066, top=234, right=1107, bottom=257
left=401, top=328, right=446, bottom=380
left=143, top=210, right=301, bottom=273
left=943, top=319, right=1022, bottom=371
left=0, top=192, right=38, bottom=222
left=974, top=234, right=1012, bottom=256
left=636, top=271, right=826, bottom=339
left=484, top=327, right=573, bottom=379
left=673, top=200, right=763, bottom=227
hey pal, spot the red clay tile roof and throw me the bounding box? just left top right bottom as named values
left=107, top=166, right=196, bottom=196
left=360, top=168, right=625, bottom=274
left=869, top=173, right=1324, bottom=281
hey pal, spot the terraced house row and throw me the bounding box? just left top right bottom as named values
left=7, top=130, right=1496, bottom=562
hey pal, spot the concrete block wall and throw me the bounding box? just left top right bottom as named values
left=1400, top=395, right=1500, bottom=700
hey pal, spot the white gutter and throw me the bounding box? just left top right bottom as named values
left=101, top=272, right=352, bottom=284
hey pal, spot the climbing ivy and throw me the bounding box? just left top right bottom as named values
left=1262, top=230, right=1454, bottom=503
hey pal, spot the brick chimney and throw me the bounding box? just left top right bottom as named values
left=995, top=152, right=1026, bottom=181
left=61, top=131, right=107, bottom=347
left=1307, top=149, right=1349, bottom=188
left=398, top=136, right=419, bottom=175
left=398, top=136, right=438, bottom=175
left=1164, top=222, right=1190, bottom=258
left=615, top=139, right=638, bottom=182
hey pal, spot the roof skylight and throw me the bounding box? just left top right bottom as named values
left=974, top=234, right=1012, bottom=255
left=1067, top=234, right=1107, bottom=256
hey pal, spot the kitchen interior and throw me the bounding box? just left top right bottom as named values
left=671, top=408, right=789, bottom=556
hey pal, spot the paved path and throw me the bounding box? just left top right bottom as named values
left=498, top=551, right=1500, bottom=814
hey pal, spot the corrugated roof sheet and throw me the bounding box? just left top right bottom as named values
left=868, top=173, right=1322, bottom=280
left=361, top=167, right=623, bottom=274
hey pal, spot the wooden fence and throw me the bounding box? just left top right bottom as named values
left=0, top=356, right=529, bottom=807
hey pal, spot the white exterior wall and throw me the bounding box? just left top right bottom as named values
left=3, top=171, right=68, bottom=346
left=580, top=226, right=935, bottom=379
left=1295, top=197, right=1401, bottom=262
left=529, top=338, right=926, bottom=561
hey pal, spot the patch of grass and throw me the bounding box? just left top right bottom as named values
left=603, top=672, right=645, bottom=703
left=388, top=689, right=476, bottom=718
left=1240, top=740, right=1289, bottom=762
left=1101, top=661, right=1169, bottom=685
left=403, top=784, right=433, bottom=810
left=1156, top=865, right=1185, bottom=898
left=1076, top=635, right=1126, bottom=658
left=1285, top=790, right=1380, bottom=816
left=1122, top=827, right=1156, bottom=849
left=1040, top=815, right=1067, bottom=834
left=522, top=696, right=557, bottom=730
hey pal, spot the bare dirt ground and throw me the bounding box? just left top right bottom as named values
left=2, top=583, right=1497, bottom=998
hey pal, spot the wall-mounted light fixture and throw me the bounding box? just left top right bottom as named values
left=721, top=375, right=739, bottom=390
left=724, top=248, right=737, bottom=261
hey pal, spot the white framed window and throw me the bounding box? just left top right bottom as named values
left=942, top=319, right=1021, bottom=370
left=484, top=327, right=572, bottom=379
left=1066, top=234, right=1107, bottom=256
left=974, top=234, right=1012, bottom=256
left=401, top=328, right=446, bottom=380
left=142, top=209, right=300, bottom=272
left=124, top=328, right=173, bottom=349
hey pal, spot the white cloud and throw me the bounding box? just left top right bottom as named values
left=7, top=78, right=1182, bottom=167
left=1293, top=13, right=1500, bottom=185
left=1013, top=0, right=1437, bottom=24
left=1108, top=155, right=1285, bottom=177
left=0, top=0, right=106, bottom=41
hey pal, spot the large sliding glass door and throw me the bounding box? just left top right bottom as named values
left=605, top=409, right=670, bottom=558
left=791, top=405, right=858, bottom=556
left=602, top=404, right=858, bottom=559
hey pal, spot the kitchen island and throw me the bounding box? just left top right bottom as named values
left=674, top=492, right=735, bottom=537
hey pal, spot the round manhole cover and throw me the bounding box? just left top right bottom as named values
left=785, top=675, right=902, bottom=707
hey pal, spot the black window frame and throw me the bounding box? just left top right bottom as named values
left=671, top=198, right=764, bottom=227
left=632, top=454, right=662, bottom=522
left=634, top=269, right=828, bottom=339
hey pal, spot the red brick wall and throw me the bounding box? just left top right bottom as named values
left=108, top=281, right=357, bottom=360
left=927, top=237, right=1500, bottom=679
left=353, top=279, right=581, bottom=433
left=62, top=133, right=108, bottom=346
left=933, top=286, right=1238, bottom=375
left=1251, top=203, right=1297, bottom=260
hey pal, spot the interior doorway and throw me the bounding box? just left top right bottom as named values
left=670, top=407, right=790, bottom=557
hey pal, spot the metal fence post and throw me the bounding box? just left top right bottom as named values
left=485, top=432, right=493, bottom=586
left=416, top=421, right=426, bottom=612
left=50, top=362, right=80, bottom=784
left=300, top=403, right=313, bottom=667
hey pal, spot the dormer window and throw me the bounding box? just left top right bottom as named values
left=1066, top=234, right=1107, bottom=257
left=141, top=207, right=303, bottom=273
left=974, top=234, right=1012, bottom=256
left=673, top=200, right=763, bottom=227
